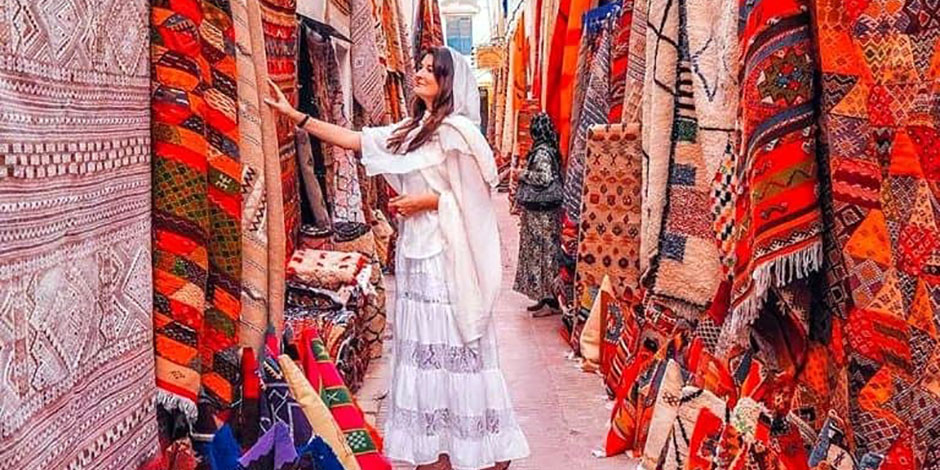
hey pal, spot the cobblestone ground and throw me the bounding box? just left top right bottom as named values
left=359, top=195, right=637, bottom=470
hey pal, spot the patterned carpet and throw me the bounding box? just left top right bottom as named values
left=0, top=1, right=159, bottom=467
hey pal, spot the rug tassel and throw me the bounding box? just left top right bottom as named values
left=155, top=391, right=198, bottom=423
left=717, top=242, right=823, bottom=355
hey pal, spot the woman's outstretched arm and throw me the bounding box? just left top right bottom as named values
left=263, top=78, right=362, bottom=152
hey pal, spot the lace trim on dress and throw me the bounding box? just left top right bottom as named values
left=397, top=340, right=486, bottom=373
left=388, top=407, right=518, bottom=440
left=398, top=290, right=452, bottom=305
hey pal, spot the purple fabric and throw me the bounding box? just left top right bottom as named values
left=259, top=357, right=315, bottom=447
left=237, top=422, right=299, bottom=470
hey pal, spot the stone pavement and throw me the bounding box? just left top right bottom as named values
left=358, top=195, right=638, bottom=470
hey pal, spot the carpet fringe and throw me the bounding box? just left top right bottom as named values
left=155, top=391, right=198, bottom=423
left=717, top=241, right=823, bottom=355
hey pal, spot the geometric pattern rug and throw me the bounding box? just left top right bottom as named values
left=151, top=0, right=244, bottom=420
left=575, top=123, right=643, bottom=309
left=815, top=0, right=940, bottom=466
left=0, top=0, right=159, bottom=466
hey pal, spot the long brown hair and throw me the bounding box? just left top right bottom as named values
left=387, top=48, right=455, bottom=153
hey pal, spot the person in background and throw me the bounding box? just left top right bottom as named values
left=266, top=46, right=530, bottom=470
left=513, top=113, right=563, bottom=317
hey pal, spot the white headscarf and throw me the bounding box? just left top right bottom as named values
left=439, top=48, right=498, bottom=187
left=446, top=47, right=482, bottom=126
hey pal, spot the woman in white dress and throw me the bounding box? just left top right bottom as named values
left=266, top=47, right=530, bottom=470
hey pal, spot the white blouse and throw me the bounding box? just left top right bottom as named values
left=387, top=170, right=446, bottom=259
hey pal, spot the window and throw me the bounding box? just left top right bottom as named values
left=446, top=16, right=473, bottom=56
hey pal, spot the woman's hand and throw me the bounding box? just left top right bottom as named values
left=389, top=193, right=439, bottom=218
left=263, top=78, right=363, bottom=151
left=263, top=78, right=303, bottom=122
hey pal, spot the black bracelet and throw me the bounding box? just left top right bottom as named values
left=297, top=114, right=311, bottom=128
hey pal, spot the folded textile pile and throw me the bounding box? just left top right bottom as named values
left=286, top=248, right=381, bottom=391
left=288, top=249, right=373, bottom=292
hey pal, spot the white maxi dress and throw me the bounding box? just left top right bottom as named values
left=360, top=117, right=530, bottom=470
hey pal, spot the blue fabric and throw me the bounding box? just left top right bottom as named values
left=209, top=425, right=241, bottom=470
left=296, top=436, right=345, bottom=470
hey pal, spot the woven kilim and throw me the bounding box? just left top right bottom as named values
left=380, top=0, right=412, bottom=116
left=414, top=0, right=444, bottom=58
left=621, top=0, right=647, bottom=124
left=301, top=328, right=389, bottom=470
left=352, top=0, right=390, bottom=125
left=151, top=0, right=211, bottom=418
left=605, top=305, right=687, bottom=458
left=486, top=63, right=500, bottom=145
left=296, top=130, right=332, bottom=229
left=574, top=123, right=642, bottom=321
left=303, top=28, right=368, bottom=228
left=601, top=0, right=647, bottom=395
left=661, top=387, right=726, bottom=470
left=557, top=0, right=594, bottom=156
left=608, top=2, right=634, bottom=123
left=381, top=0, right=405, bottom=74
left=393, top=0, right=416, bottom=107
left=493, top=61, right=509, bottom=156
left=815, top=0, right=940, bottom=466
left=151, top=0, right=243, bottom=418
left=356, top=160, right=378, bottom=227
left=639, top=359, right=683, bottom=469
left=371, top=0, right=389, bottom=66
left=567, top=33, right=596, bottom=158
left=233, top=0, right=274, bottom=361
left=536, top=0, right=554, bottom=101
left=199, top=0, right=244, bottom=414
left=0, top=1, right=159, bottom=467
left=561, top=27, right=612, bottom=323
left=258, top=355, right=350, bottom=470
left=604, top=348, right=651, bottom=456
left=331, top=0, right=352, bottom=18
left=544, top=0, right=568, bottom=132
left=725, top=0, right=823, bottom=350
left=236, top=423, right=297, bottom=470
left=384, top=76, right=405, bottom=122
left=286, top=249, right=368, bottom=291
left=278, top=355, right=363, bottom=470
left=532, top=0, right=545, bottom=102
left=284, top=283, right=368, bottom=392
left=562, top=28, right=612, bottom=228
left=499, top=25, right=527, bottom=157
left=362, top=260, right=388, bottom=360
left=260, top=0, right=301, bottom=265
left=603, top=294, right=640, bottom=397
left=298, top=24, right=336, bottom=215
left=570, top=127, right=641, bottom=358
left=512, top=16, right=528, bottom=139
left=237, top=421, right=344, bottom=470
left=259, top=357, right=315, bottom=448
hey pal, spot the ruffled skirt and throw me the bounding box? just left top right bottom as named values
left=384, top=252, right=530, bottom=470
